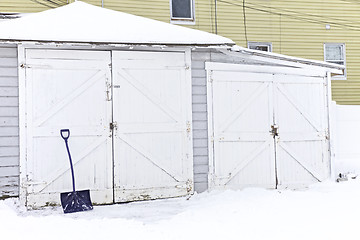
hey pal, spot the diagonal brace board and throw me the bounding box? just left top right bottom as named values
left=219, top=140, right=271, bottom=185
left=276, top=83, right=322, bottom=133
left=36, top=136, right=108, bottom=193
left=33, top=70, right=107, bottom=127
left=217, top=82, right=269, bottom=134
left=116, top=133, right=184, bottom=183
left=278, top=141, right=322, bottom=182
left=116, top=69, right=181, bottom=122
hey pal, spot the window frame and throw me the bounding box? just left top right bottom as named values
left=247, top=42, right=272, bottom=52
left=170, top=0, right=195, bottom=25
left=324, top=43, right=346, bottom=80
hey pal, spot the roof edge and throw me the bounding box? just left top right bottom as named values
left=229, top=45, right=345, bottom=72
left=0, top=39, right=234, bottom=48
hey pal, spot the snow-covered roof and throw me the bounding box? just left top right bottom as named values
left=0, top=1, right=234, bottom=46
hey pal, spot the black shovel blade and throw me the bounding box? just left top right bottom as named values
left=60, top=190, right=93, bottom=214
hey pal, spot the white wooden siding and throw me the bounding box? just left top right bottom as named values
left=0, top=46, right=19, bottom=198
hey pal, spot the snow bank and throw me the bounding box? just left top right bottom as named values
left=1, top=180, right=360, bottom=240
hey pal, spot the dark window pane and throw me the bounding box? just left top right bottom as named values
left=330, top=61, right=345, bottom=65
left=249, top=45, right=270, bottom=52
left=172, top=0, right=192, bottom=19
left=255, top=46, right=269, bottom=51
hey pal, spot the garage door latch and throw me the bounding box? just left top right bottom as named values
left=270, top=125, right=279, bottom=137
left=110, top=122, right=117, bottom=131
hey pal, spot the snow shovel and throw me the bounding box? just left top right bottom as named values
left=60, top=129, right=93, bottom=214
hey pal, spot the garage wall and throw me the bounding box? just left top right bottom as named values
left=191, top=49, right=268, bottom=192
left=0, top=46, right=285, bottom=197
left=0, top=46, right=19, bottom=198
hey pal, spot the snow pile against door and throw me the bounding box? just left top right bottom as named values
left=21, top=49, right=193, bottom=208
left=207, top=63, right=331, bottom=189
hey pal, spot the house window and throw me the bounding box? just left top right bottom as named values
left=324, top=43, right=346, bottom=79
left=170, top=0, right=195, bottom=24
left=248, top=42, right=272, bottom=52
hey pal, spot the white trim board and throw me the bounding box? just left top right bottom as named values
left=205, top=62, right=327, bottom=77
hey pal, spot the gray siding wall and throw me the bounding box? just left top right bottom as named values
left=191, top=51, right=211, bottom=193
left=0, top=46, right=19, bottom=198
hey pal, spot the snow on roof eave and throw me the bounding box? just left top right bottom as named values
left=0, top=38, right=235, bottom=47
left=0, top=2, right=234, bottom=46
left=229, top=45, right=345, bottom=75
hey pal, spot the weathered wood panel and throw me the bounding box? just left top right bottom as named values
left=0, top=77, right=19, bottom=87
left=0, top=137, right=18, bottom=146
left=0, top=46, right=19, bottom=198
left=0, top=107, right=18, bottom=117
left=0, top=156, right=18, bottom=167
left=0, top=176, right=18, bottom=185
left=0, top=97, right=18, bottom=107
left=0, top=166, right=18, bottom=177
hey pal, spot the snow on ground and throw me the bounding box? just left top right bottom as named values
left=1, top=180, right=360, bottom=240
left=1, top=159, right=360, bottom=240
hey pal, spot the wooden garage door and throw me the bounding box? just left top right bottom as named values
left=207, top=68, right=276, bottom=189
left=24, top=49, right=113, bottom=207
left=207, top=63, right=330, bottom=190
left=22, top=49, right=193, bottom=207
left=112, top=51, right=193, bottom=202
left=274, top=74, right=330, bottom=188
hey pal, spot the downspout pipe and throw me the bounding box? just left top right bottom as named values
left=215, top=0, right=218, bottom=34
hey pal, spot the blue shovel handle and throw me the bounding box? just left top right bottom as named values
left=60, top=129, right=70, bottom=140
left=60, top=129, right=76, bottom=192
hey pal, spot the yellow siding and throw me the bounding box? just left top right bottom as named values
left=1, top=0, right=360, bottom=104
left=0, top=0, right=216, bottom=32
left=215, top=0, right=360, bottom=105
left=0, top=0, right=59, bottom=12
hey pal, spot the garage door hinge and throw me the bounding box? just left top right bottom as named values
left=106, top=81, right=112, bottom=101
left=325, top=129, right=329, bottom=140
left=108, top=63, right=112, bottom=70
left=184, top=64, right=190, bottom=70
left=186, top=121, right=191, bottom=134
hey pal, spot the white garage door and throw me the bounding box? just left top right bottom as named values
left=207, top=63, right=330, bottom=190
left=22, top=49, right=193, bottom=207
left=112, top=51, right=193, bottom=202
left=23, top=49, right=113, bottom=207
